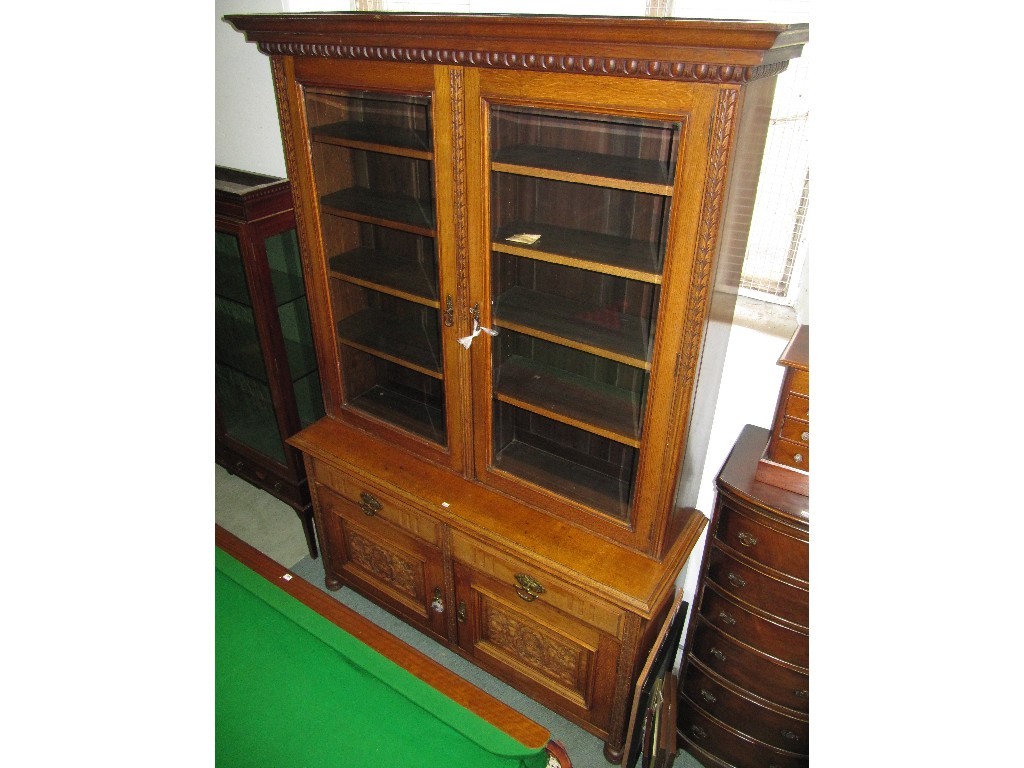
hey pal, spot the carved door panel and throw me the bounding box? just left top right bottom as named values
left=452, top=559, right=621, bottom=735
left=317, top=486, right=450, bottom=644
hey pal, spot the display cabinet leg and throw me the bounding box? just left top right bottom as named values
left=296, top=507, right=318, bottom=559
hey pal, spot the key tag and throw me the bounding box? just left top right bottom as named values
left=458, top=316, right=498, bottom=349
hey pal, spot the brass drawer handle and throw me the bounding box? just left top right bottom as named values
left=793, top=453, right=804, bottom=464
left=717, top=611, right=736, bottom=626
left=700, top=688, right=717, bottom=704
left=781, top=729, right=800, bottom=741
left=709, top=647, right=727, bottom=662
left=801, top=430, right=809, bottom=441
left=737, top=531, right=757, bottom=547
left=513, top=573, right=545, bottom=602
left=359, top=491, right=383, bottom=516
left=726, top=572, right=746, bottom=589
left=690, top=724, right=708, bottom=740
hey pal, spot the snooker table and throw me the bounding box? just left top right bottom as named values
left=215, top=526, right=571, bottom=768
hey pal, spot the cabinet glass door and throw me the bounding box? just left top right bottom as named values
left=486, top=105, right=679, bottom=521
left=305, top=89, right=446, bottom=447
left=215, top=230, right=286, bottom=463
left=264, top=228, right=324, bottom=430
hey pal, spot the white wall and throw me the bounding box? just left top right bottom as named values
left=216, top=0, right=290, bottom=176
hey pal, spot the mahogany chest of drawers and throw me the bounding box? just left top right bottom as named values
left=678, top=425, right=809, bottom=767
left=755, top=325, right=809, bottom=496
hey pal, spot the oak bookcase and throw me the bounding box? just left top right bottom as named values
left=224, top=13, right=807, bottom=761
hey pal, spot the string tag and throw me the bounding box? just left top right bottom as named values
left=458, top=317, right=498, bottom=349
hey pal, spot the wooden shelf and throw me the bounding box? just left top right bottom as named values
left=494, top=356, right=642, bottom=447
left=336, top=308, right=442, bottom=379
left=349, top=384, right=445, bottom=445
left=492, top=439, right=630, bottom=521
left=330, top=247, right=439, bottom=307
left=492, top=222, right=663, bottom=283
left=311, top=121, right=432, bottom=159
left=494, top=286, right=651, bottom=370
left=321, top=187, right=435, bottom=237
left=492, top=145, right=674, bottom=195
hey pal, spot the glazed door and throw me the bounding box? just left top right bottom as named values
left=283, top=58, right=470, bottom=472
left=463, top=68, right=718, bottom=549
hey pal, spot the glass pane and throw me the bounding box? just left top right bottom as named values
left=217, top=366, right=285, bottom=463
left=492, top=402, right=638, bottom=520
left=215, top=231, right=251, bottom=305
left=306, top=88, right=446, bottom=446
left=215, top=231, right=285, bottom=462
left=265, top=228, right=325, bottom=428
left=488, top=105, right=679, bottom=521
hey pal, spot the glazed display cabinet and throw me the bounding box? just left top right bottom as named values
left=215, top=167, right=325, bottom=558
left=225, top=13, right=807, bottom=762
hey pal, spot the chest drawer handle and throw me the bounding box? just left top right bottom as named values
left=717, top=611, right=737, bottom=626
left=690, top=724, right=708, bottom=740
left=513, top=573, right=546, bottom=602
left=801, top=430, right=809, bottom=441
left=709, top=647, right=727, bottom=662
left=359, top=491, right=383, bottom=516
left=737, top=531, right=757, bottom=547
left=699, top=689, right=717, bottom=704
left=795, top=689, right=808, bottom=698
left=726, top=572, right=747, bottom=588
left=793, top=453, right=804, bottom=464
left=781, top=730, right=800, bottom=741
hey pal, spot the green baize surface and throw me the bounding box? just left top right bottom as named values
left=216, top=548, right=548, bottom=768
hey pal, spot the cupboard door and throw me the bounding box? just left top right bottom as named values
left=452, top=553, right=621, bottom=735
left=316, top=484, right=449, bottom=644
left=215, top=226, right=286, bottom=463
left=464, top=69, right=717, bottom=546
left=288, top=60, right=468, bottom=471
left=307, top=86, right=447, bottom=439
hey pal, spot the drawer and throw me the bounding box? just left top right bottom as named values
left=689, top=619, right=808, bottom=713
left=706, top=545, right=808, bottom=627
left=313, top=460, right=442, bottom=547
left=679, top=705, right=808, bottom=768
left=778, top=416, right=809, bottom=446
left=715, top=503, right=808, bottom=581
left=784, top=393, right=809, bottom=421
left=786, top=369, right=809, bottom=398
left=770, top=438, right=809, bottom=472
left=450, top=532, right=624, bottom=638
left=681, top=660, right=808, bottom=753
left=698, top=585, right=808, bottom=667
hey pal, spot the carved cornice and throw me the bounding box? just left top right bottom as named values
left=257, top=42, right=789, bottom=83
